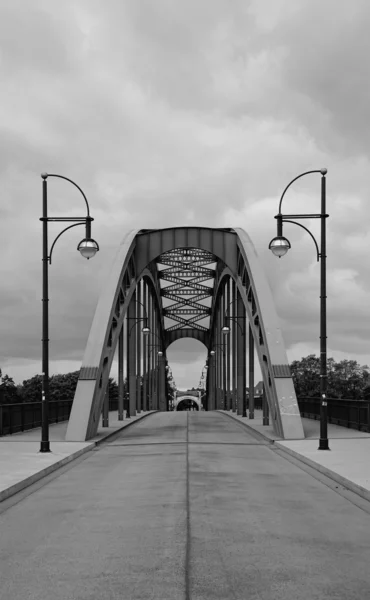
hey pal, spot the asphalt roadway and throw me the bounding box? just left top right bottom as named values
left=0, top=411, right=370, bottom=600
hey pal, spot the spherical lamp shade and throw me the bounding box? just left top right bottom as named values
left=158, top=351, right=163, bottom=356
left=142, top=326, right=150, bottom=336
left=78, top=238, right=99, bottom=259
left=268, top=236, right=291, bottom=258
left=221, top=325, right=230, bottom=335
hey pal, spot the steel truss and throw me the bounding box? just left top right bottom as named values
left=158, top=248, right=216, bottom=333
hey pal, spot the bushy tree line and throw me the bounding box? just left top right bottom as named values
left=2, top=354, right=370, bottom=405
left=290, top=355, right=370, bottom=399
left=0, top=369, right=121, bottom=405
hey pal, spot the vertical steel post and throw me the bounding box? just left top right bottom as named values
left=216, top=308, right=222, bottom=410
left=319, top=172, right=329, bottom=449
left=232, top=280, right=237, bottom=412
left=143, top=282, right=148, bottom=411
left=124, top=315, right=128, bottom=416
left=149, top=294, right=153, bottom=410
left=127, top=290, right=136, bottom=418
left=152, top=306, right=157, bottom=410
left=248, top=323, right=255, bottom=419
left=102, top=385, right=109, bottom=427
left=222, top=288, right=227, bottom=410
left=226, top=280, right=231, bottom=410
left=208, top=353, right=215, bottom=410
left=156, top=319, right=160, bottom=410
left=159, top=355, right=166, bottom=411
left=262, top=382, right=269, bottom=425
left=236, top=291, right=247, bottom=417
left=118, top=324, right=124, bottom=420
left=40, top=176, right=50, bottom=452
left=136, top=281, right=142, bottom=414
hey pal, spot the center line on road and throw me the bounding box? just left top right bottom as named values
left=185, top=410, right=191, bottom=600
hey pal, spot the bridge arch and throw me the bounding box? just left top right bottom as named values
left=174, top=394, right=202, bottom=411
left=66, top=227, right=304, bottom=442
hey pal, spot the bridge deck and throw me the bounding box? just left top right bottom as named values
left=1, top=411, right=370, bottom=599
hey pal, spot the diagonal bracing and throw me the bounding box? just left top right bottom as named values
left=157, top=248, right=217, bottom=333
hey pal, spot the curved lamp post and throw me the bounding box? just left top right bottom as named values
left=40, top=173, right=99, bottom=453
left=268, top=168, right=329, bottom=451
left=221, top=299, right=245, bottom=337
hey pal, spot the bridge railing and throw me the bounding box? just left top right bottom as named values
left=2, top=395, right=369, bottom=435
left=0, top=396, right=121, bottom=437
left=228, top=396, right=370, bottom=433
left=0, top=400, right=73, bottom=436
left=297, top=397, right=370, bottom=433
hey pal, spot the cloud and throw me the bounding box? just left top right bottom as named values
left=0, top=0, right=369, bottom=389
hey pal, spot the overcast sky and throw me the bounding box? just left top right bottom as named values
left=1, top=0, right=370, bottom=391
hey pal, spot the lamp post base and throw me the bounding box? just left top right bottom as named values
left=39, top=441, right=51, bottom=453
left=318, top=438, right=330, bottom=450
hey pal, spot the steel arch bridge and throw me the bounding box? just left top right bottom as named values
left=66, top=227, right=304, bottom=442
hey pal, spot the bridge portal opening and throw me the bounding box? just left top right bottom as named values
left=176, top=399, right=199, bottom=411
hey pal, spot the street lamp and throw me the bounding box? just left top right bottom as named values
left=40, top=173, right=99, bottom=453
left=269, top=168, right=329, bottom=451
left=127, top=300, right=151, bottom=337
left=221, top=299, right=245, bottom=337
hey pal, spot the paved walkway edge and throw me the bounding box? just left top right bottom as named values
left=273, top=443, right=370, bottom=503
left=217, top=410, right=276, bottom=444
left=217, top=410, right=370, bottom=504
left=0, top=411, right=157, bottom=504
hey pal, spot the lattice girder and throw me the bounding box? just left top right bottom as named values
left=159, top=247, right=216, bottom=334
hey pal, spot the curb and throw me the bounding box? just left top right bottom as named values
left=217, top=410, right=277, bottom=444
left=0, top=411, right=157, bottom=504
left=217, top=410, right=370, bottom=504
left=93, top=410, right=158, bottom=447
left=273, top=442, right=370, bottom=503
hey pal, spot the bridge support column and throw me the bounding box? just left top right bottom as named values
left=149, top=296, right=155, bottom=410
left=232, top=280, right=237, bottom=412
left=222, top=289, right=227, bottom=410
left=158, top=355, right=164, bottom=410
left=249, top=323, right=255, bottom=419
left=237, top=290, right=247, bottom=417
left=226, top=279, right=231, bottom=410
left=102, top=386, right=109, bottom=427
left=143, top=305, right=148, bottom=411
left=262, top=382, right=270, bottom=425
left=154, top=366, right=158, bottom=410
left=136, top=281, right=142, bottom=413
left=216, top=305, right=222, bottom=410
left=153, top=314, right=158, bottom=410
left=208, top=352, right=215, bottom=410
left=127, top=291, right=137, bottom=418
left=118, top=324, right=124, bottom=420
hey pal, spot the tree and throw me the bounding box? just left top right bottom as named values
left=49, top=371, right=80, bottom=401
left=290, top=355, right=320, bottom=397
left=329, top=360, right=369, bottom=399
left=0, top=369, right=20, bottom=404
left=290, top=355, right=370, bottom=399
left=20, top=374, right=43, bottom=403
